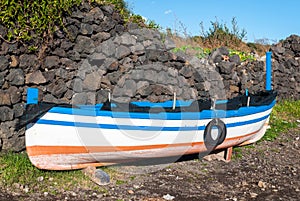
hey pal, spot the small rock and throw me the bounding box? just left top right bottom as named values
left=44, top=192, right=49, bottom=196
left=241, top=180, right=248, bottom=186
left=0, top=106, right=14, bottom=121
left=128, top=190, right=134, bottom=194
left=258, top=180, right=267, bottom=188
left=10, top=55, right=18, bottom=67
left=26, top=70, right=47, bottom=84
left=0, top=91, right=11, bottom=105
left=115, top=45, right=131, bottom=59
left=163, top=194, right=175, bottom=200
left=44, top=56, right=60, bottom=69
left=23, top=186, right=29, bottom=193
left=250, top=192, right=258, bottom=198
left=7, top=68, right=24, bottom=85
left=0, top=55, right=9, bottom=71
left=37, top=176, right=44, bottom=182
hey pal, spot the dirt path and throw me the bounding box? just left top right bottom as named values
left=1, top=128, right=299, bottom=201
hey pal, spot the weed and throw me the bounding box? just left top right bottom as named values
left=232, top=147, right=243, bottom=160
left=229, top=49, right=256, bottom=61
left=172, top=45, right=211, bottom=59
left=116, top=180, right=126, bottom=185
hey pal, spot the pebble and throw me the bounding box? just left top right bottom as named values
left=250, top=192, right=258, bottom=198
left=23, top=186, right=29, bottom=193
left=44, top=192, right=49, bottom=196
left=241, top=180, right=248, bottom=186
left=163, top=194, right=175, bottom=200
left=37, top=176, right=44, bottom=182
left=128, top=190, right=134, bottom=194
left=258, top=180, right=267, bottom=188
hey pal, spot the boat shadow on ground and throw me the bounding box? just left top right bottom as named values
left=110, top=152, right=212, bottom=168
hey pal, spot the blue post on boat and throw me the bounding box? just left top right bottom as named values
left=266, top=51, right=272, bottom=91
left=26, top=88, right=39, bottom=105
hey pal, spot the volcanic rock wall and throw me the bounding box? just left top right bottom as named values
left=271, top=35, right=300, bottom=100
left=0, top=2, right=299, bottom=151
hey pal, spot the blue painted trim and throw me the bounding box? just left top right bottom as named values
left=27, top=88, right=39, bottom=105
left=48, top=100, right=276, bottom=120
left=37, top=113, right=270, bottom=131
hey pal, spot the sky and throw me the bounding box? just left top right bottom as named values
left=125, top=0, right=300, bottom=43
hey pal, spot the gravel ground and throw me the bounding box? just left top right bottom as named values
left=1, top=128, right=299, bottom=201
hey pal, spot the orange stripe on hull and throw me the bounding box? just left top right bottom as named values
left=26, top=129, right=260, bottom=157
left=27, top=143, right=204, bottom=157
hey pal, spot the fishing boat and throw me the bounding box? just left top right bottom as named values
left=24, top=52, right=276, bottom=171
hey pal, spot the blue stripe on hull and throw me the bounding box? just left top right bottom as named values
left=36, top=114, right=270, bottom=131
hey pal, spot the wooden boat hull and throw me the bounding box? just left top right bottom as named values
left=25, top=99, right=275, bottom=170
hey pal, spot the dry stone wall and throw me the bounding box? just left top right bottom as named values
left=270, top=35, right=300, bottom=100
left=0, top=2, right=299, bottom=151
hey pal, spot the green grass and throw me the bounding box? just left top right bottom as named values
left=0, top=152, right=105, bottom=194
left=262, top=100, right=300, bottom=141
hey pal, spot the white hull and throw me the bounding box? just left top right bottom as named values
left=26, top=103, right=274, bottom=170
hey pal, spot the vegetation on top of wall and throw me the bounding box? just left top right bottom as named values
left=168, top=17, right=270, bottom=58
left=0, top=0, right=82, bottom=43
left=0, top=0, right=159, bottom=44
left=199, top=17, right=247, bottom=45
left=92, top=0, right=159, bottom=29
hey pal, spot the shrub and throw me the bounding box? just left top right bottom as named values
left=199, top=17, right=247, bottom=48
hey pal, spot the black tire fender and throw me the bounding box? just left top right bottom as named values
left=204, top=118, right=227, bottom=148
